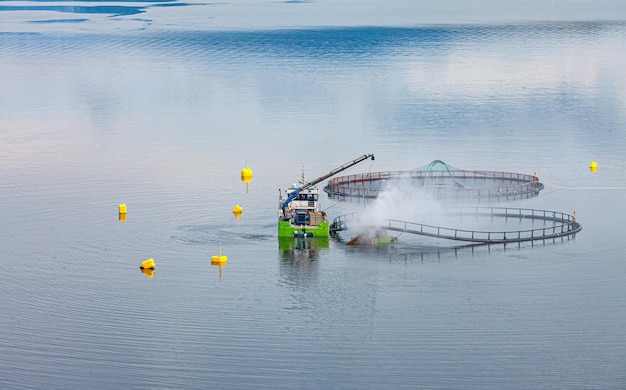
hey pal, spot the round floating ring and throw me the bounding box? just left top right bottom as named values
left=324, top=160, right=544, bottom=202
left=331, top=206, right=581, bottom=244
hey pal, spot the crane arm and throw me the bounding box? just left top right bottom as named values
left=282, top=153, right=374, bottom=207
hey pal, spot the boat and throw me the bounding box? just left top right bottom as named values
left=278, top=154, right=374, bottom=238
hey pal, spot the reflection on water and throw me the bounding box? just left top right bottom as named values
left=0, top=4, right=147, bottom=17
left=344, top=239, right=581, bottom=265
left=140, top=267, right=155, bottom=278
left=278, top=237, right=329, bottom=252
left=210, top=260, right=226, bottom=281
left=278, top=238, right=326, bottom=303
left=0, top=0, right=189, bottom=18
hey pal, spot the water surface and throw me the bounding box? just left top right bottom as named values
left=1, top=4, right=626, bottom=389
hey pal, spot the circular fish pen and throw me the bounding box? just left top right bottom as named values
left=324, top=160, right=544, bottom=202
left=331, top=207, right=581, bottom=246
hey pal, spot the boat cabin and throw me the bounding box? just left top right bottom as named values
left=279, top=185, right=326, bottom=227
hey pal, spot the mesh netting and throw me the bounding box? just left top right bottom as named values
left=324, top=160, right=544, bottom=201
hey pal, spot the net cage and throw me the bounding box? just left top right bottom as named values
left=330, top=207, right=581, bottom=244
left=324, top=160, right=544, bottom=202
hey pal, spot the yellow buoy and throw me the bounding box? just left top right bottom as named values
left=141, top=268, right=155, bottom=278
left=589, top=161, right=597, bottom=172
left=241, top=160, right=253, bottom=193
left=140, top=258, right=155, bottom=269
left=211, top=256, right=228, bottom=265
left=241, top=160, right=253, bottom=181
left=232, top=204, right=242, bottom=216
left=119, top=203, right=127, bottom=214
left=211, top=255, right=227, bottom=280
left=211, top=245, right=228, bottom=265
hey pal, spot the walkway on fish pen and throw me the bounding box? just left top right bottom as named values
left=331, top=207, right=581, bottom=244
left=324, top=160, right=544, bottom=201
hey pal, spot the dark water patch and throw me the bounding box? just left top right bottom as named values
left=160, top=26, right=458, bottom=61
left=171, top=234, right=213, bottom=245
left=240, top=233, right=272, bottom=241
left=0, top=5, right=149, bottom=16
left=0, top=1, right=203, bottom=18
left=0, top=0, right=215, bottom=24
left=172, top=228, right=274, bottom=245
left=1, top=22, right=623, bottom=63
left=151, top=2, right=197, bottom=9
left=14, top=0, right=176, bottom=3
left=27, top=18, right=88, bottom=24
left=134, top=21, right=626, bottom=60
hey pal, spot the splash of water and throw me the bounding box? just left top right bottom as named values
left=353, top=175, right=446, bottom=233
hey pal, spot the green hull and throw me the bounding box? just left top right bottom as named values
left=278, top=221, right=330, bottom=238
left=278, top=237, right=330, bottom=251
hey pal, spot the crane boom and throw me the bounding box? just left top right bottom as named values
left=281, top=153, right=374, bottom=208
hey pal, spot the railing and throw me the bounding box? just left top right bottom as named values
left=332, top=207, right=581, bottom=244
left=324, top=170, right=544, bottom=200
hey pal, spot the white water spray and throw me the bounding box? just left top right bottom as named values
left=352, top=175, right=447, bottom=234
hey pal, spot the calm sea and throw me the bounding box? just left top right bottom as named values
left=1, top=2, right=626, bottom=389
